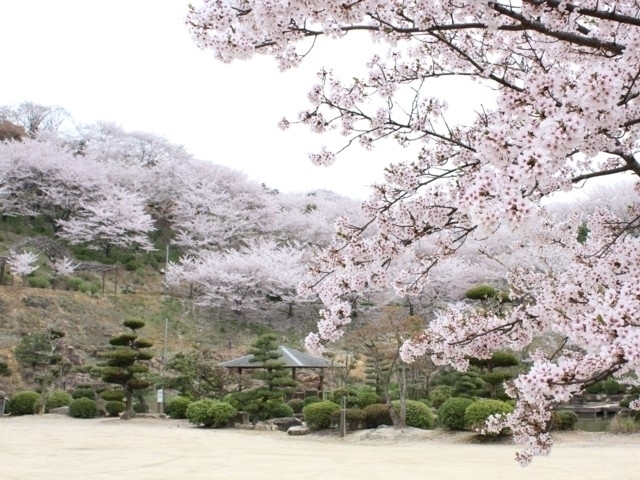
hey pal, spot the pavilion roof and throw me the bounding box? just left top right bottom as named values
left=219, top=346, right=330, bottom=369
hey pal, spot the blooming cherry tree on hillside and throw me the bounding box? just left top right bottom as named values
left=188, top=0, right=640, bottom=464
left=0, top=140, right=109, bottom=229
left=7, top=250, right=39, bottom=285
left=57, top=188, right=156, bottom=256
left=166, top=240, right=310, bottom=315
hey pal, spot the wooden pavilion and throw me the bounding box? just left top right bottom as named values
left=219, top=346, right=330, bottom=396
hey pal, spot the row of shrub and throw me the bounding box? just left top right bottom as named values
left=4, top=388, right=128, bottom=418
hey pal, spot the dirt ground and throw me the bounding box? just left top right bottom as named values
left=1, top=415, right=639, bottom=480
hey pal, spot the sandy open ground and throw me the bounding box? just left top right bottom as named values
left=1, top=415, right=639, bottom=480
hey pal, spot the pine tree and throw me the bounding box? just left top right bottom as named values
left=244, top=333, right=296, bottom=421
left=100, top=319, right=153, bottom=419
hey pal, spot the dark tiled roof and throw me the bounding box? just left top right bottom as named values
left=219, top=346, right=330, bottom=369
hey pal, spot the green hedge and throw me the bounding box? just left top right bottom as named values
left=465, top=399, right=513, bottom=432
left=330, top=408, right=365, bottom=431
left=69, top=397, right=97, bottom=418
left=392, top=400, right=435, bottom=429
left=7, top=391, right=41, bottom=415
left=362, top=403, right=393, bottom=429
left=438, top=397, right=474, bottom=430
left=302, top=401, right=340, bottom=430
left=186, top=399, right=237, bottom=428
left=105, top=401, right=126, bottom=417
left=46, top=390, right=72, bottom=411
left=166, top=396, right=193, bottom=419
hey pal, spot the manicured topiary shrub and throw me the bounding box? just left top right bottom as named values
left=465, top=399, right=514, bottom=432
left=303, top=396, right=321, bottom=406
left=7, top=391, right=41, bottom=415
left=287, top=398, right=305, bottom=414
left=165, top=396, right=193, bottom=419
left=330, top=408, right=365, bottom=431
left=428, top=385, right=454, bottom=409
left=105, top=401, right=126, bottom=417
left=550, top=410, right=579, bottom=431
left=72, top=388, right=96, bottom=400
left=331, top=387, right=359, bottom=408
left=392, top=400, right=435, bottom=429
left=46, top=390, right=72, bottom=411
left=355, top=388, right=381, bottom=409
left=362, top=403, right=393, bottom=428
left=269, top=402, right=294, bottom=419
left=438, top=397, right=474, bottom=430
left=302, top=401, right=340, bottom=430
left=69, top=397, right=97, bottom=418
left=186, top=399, right=237, bottom=428
left=100, top=390, right=125, bottom=402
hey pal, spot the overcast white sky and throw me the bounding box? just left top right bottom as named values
left=0, top=1, right=488, bottom=199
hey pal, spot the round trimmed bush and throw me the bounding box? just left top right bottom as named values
left=186, top=399, right=237, bottom=428
left=269, top=402, right=294, bottom=419
left=72, top=388, right=96, bottom=400
left=303, top=396, right=321, bottom=406
left=165, top=396, right=193, bottom=419
left=287, top=398, right=305, bottom=414
left=330, top=408, right=365, bottom=431
left=302, top=401, right=340, bottom=430
left=362, top=403, right=393, bottom=429
left=465, top=399, right=513, bottom=432
left=7, top=391, right=41, bottom=415
left=355, top=389, right=381, bottom=409
left=392, top=400, right=435, bottom=429
left=438, top=397, right=474, bottom=430
left=428, top=385, right=454, bottom=409
left=46, top=390, right=72, bottom=411
left=551, top=410, right=579, bottom=431
left=69, top=397, right=97, bottom=418
left=105, top=401, right=126, bottom=417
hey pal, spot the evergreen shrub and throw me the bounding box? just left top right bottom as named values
left=28, top=276, right=50, bottom=289
left=7, top=391, right=41, bottom=415
left=165, top=396, right=192, bottom=419
left=303, top=396, right=321, bottom=406
left=330, top=408, right=365, bottom=431
left=72, top=388, right=96, bottom=400
left=269, top=402, right=294, bottom=418
left=100, top=390, right=125, bottom=402
left=286, top=398, right=305, bottom=414
left=438, top=397, right=474, bottom=430
left=355, top=388, right=380, bottom=409
left=551, top=410, right=579, bottom=431
left=392, top=400, right=435, bottom=429
left=362, top=403, right=393, bottom=428
left=186, top=399, right=237, bottom=428
left=428, top=385, right=454, bottom=408
left=69, top=397, right=97, bottom=418
left=302, top=401, right=340, bottom=430
left=465, top=399, right=514, bottom=432
left=105, top=401, right=126, bottom=417
left=46, top=390, right=72, bottom=411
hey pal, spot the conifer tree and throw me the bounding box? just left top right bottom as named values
left=244, top=333, right=296, bottom=421
left=100, top=319, right=153, bottom=419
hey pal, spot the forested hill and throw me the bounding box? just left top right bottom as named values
left=0, top=103, right=363, bottom=392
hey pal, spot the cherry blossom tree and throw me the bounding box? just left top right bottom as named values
left=0, top=139, right=109, bottom=229
left=166, top=239, right=309, bottom=315
left=188, top=1, right=640, bottom=464
left=7, top=250, right=39, bottom=285
left=57, top=187, right=156, bottom=256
